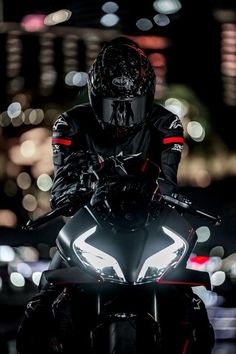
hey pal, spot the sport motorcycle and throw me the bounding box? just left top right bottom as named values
left=20, top=156, right=221, bottom=354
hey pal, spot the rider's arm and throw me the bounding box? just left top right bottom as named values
left=50, top=109, right=89, bottom=209
left=151, top=106, right=184, bottom=194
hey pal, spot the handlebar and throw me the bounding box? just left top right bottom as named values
left=162, top=194, right=221, bottom=226
left=22, top=204, right=70, bottom=230
left=23, top=193, right=222, bottom=231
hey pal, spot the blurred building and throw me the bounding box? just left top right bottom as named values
left=0, top=1, right=236, bottom=353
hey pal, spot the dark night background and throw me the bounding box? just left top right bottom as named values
left=0, top=1, right=236, bottom=353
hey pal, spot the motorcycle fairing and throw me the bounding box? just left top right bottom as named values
left=56, top=206, right=98, bottom=266
left=39, top=264, right=211, bottom=292
left=56, top=203, right=197, bottom=284
left=158, top=267, right=211, bottom=290
left=39, top=266, right=104, bottom=290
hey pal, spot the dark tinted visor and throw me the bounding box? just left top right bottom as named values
left=102, top=96, right=147, bottom=127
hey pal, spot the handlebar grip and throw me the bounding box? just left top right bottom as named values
left=22, top=204, right=70, bottom=230
left=162, top=195, right=191, bottom=209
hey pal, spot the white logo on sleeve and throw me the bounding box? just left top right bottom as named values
left=169, top=116, right=182, bottom=129
left=171, top=144, right=183, bottom=152
left=192, top=298, right=202, bottom=310
left=54, top=117, right=69, bottom=130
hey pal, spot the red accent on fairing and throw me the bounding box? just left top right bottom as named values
left=182, top=339, right=190, bottom=354
left=157, top=279, right=208, bottom=288
left=189, top=256, right=209, bottom=265
left=52, top=138, right=72, bottom=146
left=162, top=137, right=184, bottom=144
left=141, top=158, right=149, bottom=172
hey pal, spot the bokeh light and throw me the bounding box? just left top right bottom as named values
left=0, top=209, right=17, bottom=227
left=196, top=226, right=211, bottom=243
left=153, top=0, right=182, bottom=15
left=102, top=2, right=119, bottom=13
left=22, top=194, right=38, bottom=212
left=44, top=9, right=72, bottom=26
left=136, top=18, right=153, bottom=31
left=10, top=272, right=25, bottom=287
left=37, top=174, right=53, bottom=192
left=100, top=14, right=119, bottom=27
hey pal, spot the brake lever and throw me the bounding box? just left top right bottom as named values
left=162, top=194, right=221, bottom=226
left=194, top=209, right=222, bottom=226
left=22, top=204, right=72, bottom=230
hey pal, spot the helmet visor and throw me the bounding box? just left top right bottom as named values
left=102, top=96, right=147, bottom=127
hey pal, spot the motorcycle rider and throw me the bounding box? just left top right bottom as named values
left=49, top=36, right=185, bottom=212
left=17, top=37, right=215, bottom=353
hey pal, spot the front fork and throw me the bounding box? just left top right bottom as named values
left=151, top=289, right=163, bottom=349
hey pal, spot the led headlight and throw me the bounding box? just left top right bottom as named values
left=137, top=226, right=188, bottom=283
left=73, top=226, right=126, bottom=283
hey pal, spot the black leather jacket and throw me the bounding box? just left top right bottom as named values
left=50, top=102, right=184, bottom=209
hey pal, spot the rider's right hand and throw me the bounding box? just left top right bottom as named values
left=61, top=151, right=104, bottom=181
left=50, top=181, right=92, bottom=211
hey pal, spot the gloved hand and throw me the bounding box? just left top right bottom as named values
left=63, top=151, right=103, bottom=179
left=50, top=182, right=93, bottom=213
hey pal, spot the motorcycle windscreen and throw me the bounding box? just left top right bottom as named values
left=102, top=96, right=147, bottom=127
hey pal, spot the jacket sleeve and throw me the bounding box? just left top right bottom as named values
left=50, top=112, right=87, bottom=209
left=152, top=108, right=184, bottom=193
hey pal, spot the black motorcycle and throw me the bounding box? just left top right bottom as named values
left=18, top=156, right=221, bottom=354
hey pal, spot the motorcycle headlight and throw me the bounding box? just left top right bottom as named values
left=137, top=226, right=188, bottom=283
left=73, top=226, right=126, bottom=283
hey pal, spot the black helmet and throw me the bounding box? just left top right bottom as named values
left=87, top=36, right=156, bottom=139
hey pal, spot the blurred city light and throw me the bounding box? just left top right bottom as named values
left=153, top=14, right=170, bottom=26
left=44, top=9, right=72, bottom=26
left=10, top=272, right=25, bottom=288
left=7, top=102, right=21, bottom=118
left=136, top=18, right=153, bottom=31
left=0, top=2, right=235, bottom=352
left=100, top=14, right=119, bottom=27
left=21, top=14, right=46, bottom=32
left=0, top=209, right=17, bottom=227
left=0, top=245, right=15, bottom=262
left=37, top=174, right=53, bottom=192
left=211, top=271, right=226, bottom=287
left=187, top=121, right=205, bottom=142
left=196, top=226, right=211, bottom=243
left=153, top=0, right=182, bottom=15
left=102, top=2, right=119, bottom=14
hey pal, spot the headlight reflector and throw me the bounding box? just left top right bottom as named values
left=137, top=226, right=188, bottom=283
left=73, top=226, right=126, bottom=282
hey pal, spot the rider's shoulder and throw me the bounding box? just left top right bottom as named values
left=53, top=103, right=93, bottom=131
left=149, top=103, right=177, bottom=131
left=64, top=103, right=93, bottom=121
left=150, top=102, right=175, bottom=122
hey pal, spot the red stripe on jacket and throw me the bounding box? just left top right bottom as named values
left=52, top=138, right=72, bottom=146
left=162, top=137, right=184, bottom=144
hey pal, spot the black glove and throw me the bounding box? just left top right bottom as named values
left=50, top=182, right=92, bottom=213
left=63, top=151, right=103, bottom=179
left=158, top=178, right=177, bottom=196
